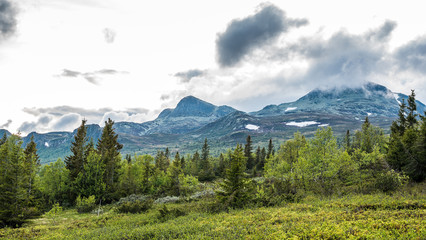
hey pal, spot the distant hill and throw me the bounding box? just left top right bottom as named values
left=4, top=82, right=424, bottom=164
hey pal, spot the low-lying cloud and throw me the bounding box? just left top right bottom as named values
left=0, top=119, right=12, bottom=128
left=19, top=106, right=155, bottom=134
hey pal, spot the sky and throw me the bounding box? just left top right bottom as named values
left=1, top=0, right=426, bottom=135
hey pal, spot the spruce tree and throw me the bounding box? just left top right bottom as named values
left=97, top=118, right=123, bottom=201
left=23, top=135, right=40, bottom=206
left=199, top=138, right=213, bottom=181
left=65, top=120, right=88, bottom=182
left=217, top=144, right=252, bottom=209
left=267, top=139, right=274, bottom=159
left=244, top=135, right=254, bottom=170
left=0, top=132, right=7, bottom=146
left=406, top=90, right=418, bottom=128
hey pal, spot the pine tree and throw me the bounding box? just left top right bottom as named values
left=406, top=90, right=418, bottom=128
left=168, top=152, right=183, bottom=195
left=199, top=138, right=213, bottom=181
left=267, top=139, right=274, bottom=159
left=217, top=144, right=252, bottom=209
left=0, top=135, right=29, bottom=226
left=65, top=120, right=88, bottom=182
left=23, top=135, right=40, bottom=206
left=344, top=130, right=351, bottom=153
left=244, top=135, right=254, bottom=170
left=361, top=117, right=373, bottom=153
left=0, top=132, right=7, bottom=146
left=97, top=118, right=123, bottom=202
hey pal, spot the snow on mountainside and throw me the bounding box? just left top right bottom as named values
left=5, top=82, right=425, bottom=164
left=252, top=82, right=426, bottom=118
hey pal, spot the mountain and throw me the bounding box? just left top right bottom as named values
left=253, top=82, right=426, bottom=118
left=114, top=96, right=237, bottom=135
left=3, top=82, right=425, bottom=164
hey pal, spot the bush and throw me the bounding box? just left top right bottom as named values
left=376, top=170, right=408, bottom=193
left=157, top=205, right=186, bottom=221
left=154, top=196, right=181, bottom=204
left=76, top=195, right=97, bottom=213
left=116, top=194, right=153, bottom=213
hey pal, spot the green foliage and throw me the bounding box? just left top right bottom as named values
left=76, top=195, right=96, bottom=213
left=75, top=151, right=105, bottom=200
left=376, top=170, right=409, bottom=193
left=38, top=159, right=70, bottom=206
left=45, top=203, right=62, bottom=225
left=217, top=144, right=253, bottom=209
left=158, top=204, right=186, bottom=221
left=97, top=118, right=123, bottom=202
left=0, top=135, right=42, bottom=227
left=116, top=194, right=153, bottom=214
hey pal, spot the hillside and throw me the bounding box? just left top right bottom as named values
left=3, top=82, right=424, bottom=163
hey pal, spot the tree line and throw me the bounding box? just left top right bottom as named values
left=1, top=91, right=425, bottom=227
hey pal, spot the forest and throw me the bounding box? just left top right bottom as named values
left=0, top=91, right=425, bottom=239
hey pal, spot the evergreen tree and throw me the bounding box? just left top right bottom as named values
left=199, top=138, right=213, bottom=181
left=155, top=150, right=168, bottom=172
left=217, top=153, right=226, bottom=178
left=344, top=130, right=352, bottom=153
left=168, top=152, right=183, bottom=195
left=65, top=120, right=88, bottom=182
left=244, top=135, right=254, bottom=170
left=410, top=114, right=426, bottom=181
left=217, top=144, right=252, bottom=209
left=406, top=90, right=418, bottom=128
left=75, top=151, right=106, bottom=200
left=0, top=135, right=33, bottom=226
left=257, top=147, right=267, bottom=171
left=0, top=132, right=7, bottom=146
left=23, top=135, right=40, bottom=207
left=267, top=139, right=274, bottom=159
left=97, top=118, right=123, bottom=202
left=397, top=99, right=407, bottom=135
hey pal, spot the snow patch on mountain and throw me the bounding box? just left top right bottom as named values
left=44, top=142, right=49, bottom=147
left=286, top=121, right=319, bottom=127
left=318, top=123, right=329, bottom=127
left=245, top=124, right=259, bottom=130
left=394, top=93, right=401, bottom=105
left=285, top=107, right=297, bottom=112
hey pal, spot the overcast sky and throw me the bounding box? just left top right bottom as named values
left=1, top=0, right=426, bottom=135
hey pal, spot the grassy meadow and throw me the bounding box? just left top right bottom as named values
left=1, top=187, right=425, bottom=240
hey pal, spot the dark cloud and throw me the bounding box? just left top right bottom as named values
left=0, top=0, right=17, bottom=40
left=367, top=20, right=397, bottom=41
left=0, top=119, right=11, bottom=128
left=58, top=68, right=127, bottom=85
left=394, top=36, right=426, bottom=74
left=103, top=28, right=116, bottom=43
left=216, top=3, right=308, bottom=67
left=174, top=69, right=205, bottom=83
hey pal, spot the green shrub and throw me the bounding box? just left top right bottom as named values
left=76, top=195, right=97, bottom=213
left=116, top=194, right=153, bottom=213
left=157, top=205, right=186, bottom=221
left=376, top=170, right=409, bottom=193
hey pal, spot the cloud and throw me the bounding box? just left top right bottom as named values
left=0, top=119, right=11, bottom=128
left=103, top=28, right=116, bottom=43
left=0, top=0, right=17, bottom=40
left=58, top=68, right=128, bottom=85
left=23, top=106, right=113, bottom=118
left=394, top=36, right=426, bottom=74
left=216, top=3, right=308, bottom=67
left=19, top=106, right=155, bottom=134
left=52, top=113, right=82, bottom=131
left=174, top=69, right=205, bottom=83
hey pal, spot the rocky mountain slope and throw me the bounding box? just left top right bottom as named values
left=4, top=82, right=424, bottom=164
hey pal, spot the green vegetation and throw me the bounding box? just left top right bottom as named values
left=0, top=92, right=426, bottom=238
left=1, top=189, right=424, bottom=239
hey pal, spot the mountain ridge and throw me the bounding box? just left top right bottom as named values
left=3, top=82, right=424, bottom=163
